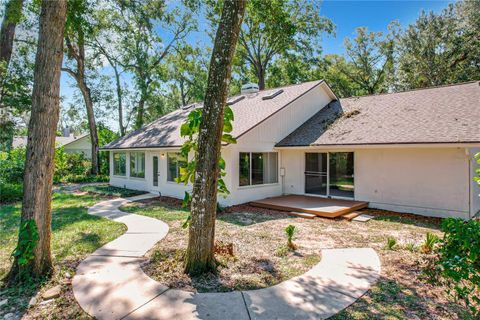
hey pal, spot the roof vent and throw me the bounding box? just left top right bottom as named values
left=262, top=89, right=284, bottom=100
left=227, top=95, right=245, bottom=106
left=241, top=83, right=259, bottom=94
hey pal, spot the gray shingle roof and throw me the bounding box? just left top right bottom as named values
left=12, top=133, right=88, bottom=148
left=276, top=81, right=480, bottom=147
left=103, top=80, right=325, bottom=149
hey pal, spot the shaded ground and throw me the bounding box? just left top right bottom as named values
left=0, top=190, right=133, bottom=320
left=121, top=198, right=472, bottom=319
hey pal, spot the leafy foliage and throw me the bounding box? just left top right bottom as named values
left=384, top=236, right=397, bottom=250
left=420, top=232, right=439, bottom=254
left=10, top=219, right=39, bottom=281
left=176, top=103, right=236, bottom=227
left=425, top=218, right=480, bottom=316
left=285, top=224, right=297, bottom=250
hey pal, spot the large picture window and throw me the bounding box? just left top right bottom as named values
left=167, top=152, right=187, bottom=182
left=113, top=152, right=126, bottom=176
left=130, top=152, right=145, bottom=178
left=239, top=152, right=278, bottom=186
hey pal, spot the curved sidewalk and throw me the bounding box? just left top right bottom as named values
left=73, top=194, right=381, bottom=320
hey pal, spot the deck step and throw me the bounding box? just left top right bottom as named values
left=341, top=211, right=362, bottom=221
left=289, top=212, right=316, bottom=219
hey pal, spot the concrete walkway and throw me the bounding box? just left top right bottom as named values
left=73, top=194, right=381, bottom=320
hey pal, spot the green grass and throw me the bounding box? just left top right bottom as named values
left=0, top=192, right=127, bottom=280
left=80, top=184, right=147, bottom=197
left=120, top=201, right=189, bottom=222
left=0, top=192, right=127, bottom=317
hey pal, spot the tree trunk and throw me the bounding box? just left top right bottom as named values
left=78, top=77, right=100, bottom=175
left=257, top=65, right=266, bottom=90
left=7, top=0, right=66, bottom=282
left=64, top=33, right=100, bottom=175
left=184, top=0, right=246, bottom=276
left=135, top=94, right=145, bottom=129
left=0, top=0, right=23, bottom=81
left=112, top=64, right=125, bottom=136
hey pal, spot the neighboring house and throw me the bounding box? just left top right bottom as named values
left=13, top=131, right=92, bottom=159
left=103, top=80, right=480, bottom=219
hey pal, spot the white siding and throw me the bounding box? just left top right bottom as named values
left=355, top=148, right=470, bottom=219
left=64, top=136, right=92, bottom=159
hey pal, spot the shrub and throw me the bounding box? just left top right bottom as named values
left=420, top=232, right=439, bottom=254
left=384, top=236, right=397, bottom=250
left=0, top=147, right=26, bottom=184
left=0, top=182, right=23, bottom=203
left=425, top=218, right=480, bottom=316
left=404, top=242, right=417, bottom=252
left=285, top=225, right=297, bottom=250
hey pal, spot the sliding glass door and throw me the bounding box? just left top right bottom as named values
left=305, top=152, right=354, bottom=198
left=305, top=153, right=328, bottom=195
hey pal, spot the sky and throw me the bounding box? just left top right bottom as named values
left=59, top=0, right=455, bottom=131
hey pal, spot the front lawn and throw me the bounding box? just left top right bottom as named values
left=122, top=198, right=472, bottom=320
left=0, top=192, right=127, bottom=319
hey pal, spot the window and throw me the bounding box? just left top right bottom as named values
left=113, top=152, right=126, bottom=176
left=239, top=152, right=278, bottom=186
left=130, top=152, right=145, bottom=178
left=167, top=152, right=187, bottom=182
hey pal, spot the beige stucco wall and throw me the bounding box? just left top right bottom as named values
left=355, top=147, right=471, bottom=219
left=281, top=146, right=473, bottom=219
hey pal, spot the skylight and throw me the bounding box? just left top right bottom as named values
left=227, top=95, right=245, bottom=106
left=262, top=89, right=284, bottom=100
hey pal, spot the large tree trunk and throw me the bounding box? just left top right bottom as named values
left=184, top=0, right=246, bottom=276
left=64, top=34, right=100, bottom=175
left=0, top=0, right=23, bottom=81
left=7, top=0, right=66, bottom=282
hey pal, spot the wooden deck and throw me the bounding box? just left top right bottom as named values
left=250, top=195, right=369, bottom=218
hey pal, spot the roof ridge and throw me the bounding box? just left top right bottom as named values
left=340, top=80, right=480, bottom=101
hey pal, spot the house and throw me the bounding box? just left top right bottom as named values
left=12, top=129, right=92, bottom=159
left=103, top=80, right=480, bottom=219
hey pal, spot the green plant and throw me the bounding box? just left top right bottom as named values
left=404, top=242, right=417, bottom=252
left=424, top=218, right=480, bottom=316
left=384, top=236, right=397, bottom=250
left=420, top=232, right=439, bottom=254
left=285, top=225, right=297, bottom=250
left=0, top=182, right=23, bottom=203
left=11, top=219, right=39, bottom=281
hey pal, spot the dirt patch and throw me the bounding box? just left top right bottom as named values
left=134, top=199, right=469, bottom=318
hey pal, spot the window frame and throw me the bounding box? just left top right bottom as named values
left=129, top=151, right=145, bottom=179
left=113, top=152, right=126, bottom=176
left=238, top=152, right=278, bottom=187
left=167, top=152, right=187, bottom=182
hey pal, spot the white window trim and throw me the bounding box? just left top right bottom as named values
left=129, top=151, right=146, bottom=179
left=239, top=152, right=279, bottom=187
left=113, top=152, right=127, bottom=177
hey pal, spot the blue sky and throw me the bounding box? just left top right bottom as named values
left=320, top=0, right=453, bottom=55
left=60, top=0, right=454, bottom=131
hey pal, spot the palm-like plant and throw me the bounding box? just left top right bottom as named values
left=285, top=225, right=297, bottom=250
left=420, top=232, right=439, bottom=253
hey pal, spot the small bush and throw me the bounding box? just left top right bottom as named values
left=424, top=218, right=480, bottom=316
left=384, top=236, right=397, bottom=250
left=420, top=232, right=439, bottom=254
left=0, top=182, right=23, bottom=203
left=285, top=225, right=297, bottom=250
left=404, top=242, right=417, bottom=252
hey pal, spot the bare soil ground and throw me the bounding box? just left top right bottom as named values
left=121, top=197, right=472, bottom=319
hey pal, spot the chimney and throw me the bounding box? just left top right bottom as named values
left=62, top=127, right=70, bottom=137
left=241, top=83, right=259, bottom=94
